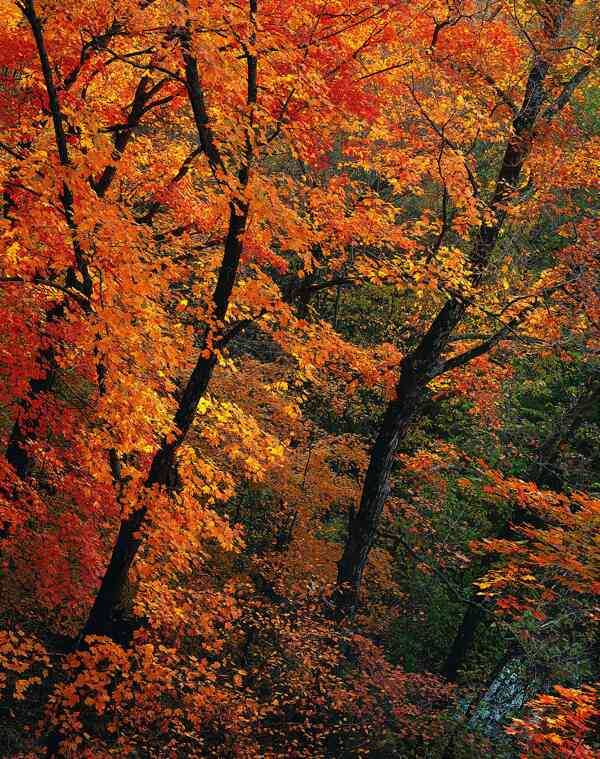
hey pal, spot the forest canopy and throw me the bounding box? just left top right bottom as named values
left=0, top=0, right=598, bottom=757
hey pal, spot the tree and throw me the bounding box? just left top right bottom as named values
left=442, top=371, right=600, bottom=682
left=336, top=0, right=600, bottom=612
left=0, top=0, right=414, bottom=640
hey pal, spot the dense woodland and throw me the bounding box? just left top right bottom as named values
left=0, top=0, right=599, bottom=756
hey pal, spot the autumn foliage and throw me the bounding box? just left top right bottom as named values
left=0, top=0, right=599, bottom=756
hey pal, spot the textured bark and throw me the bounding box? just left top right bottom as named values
left=336, top=298, right=466, bottom=611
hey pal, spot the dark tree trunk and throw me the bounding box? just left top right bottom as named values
left=441, top=374, right=599, bottom=681
left=79, top=440, right=178, bottom=641
left=441, top=600, right=487, bottom=683
left=336, top=298, right=466, bottom=612
left=81, top=204, right=246, bottom=641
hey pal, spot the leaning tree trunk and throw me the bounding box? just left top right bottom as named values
left=335, top=0, right=575, bottom=614
left=441, top=374, right=600, bottom=682
left=81, top=200, right=248, bottom=641
left=336, top=297, right=466, bottom=611
left=80, top=9, right=258, bottom=641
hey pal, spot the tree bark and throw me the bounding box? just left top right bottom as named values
left=336, top=298, right=466, bottom=611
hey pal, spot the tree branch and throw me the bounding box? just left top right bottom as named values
left=0, top=276, right=92, bottom=310
left=435, top=281, right=568, bottom=377
left=21, top=0, right=92, bottom=299
left=61, top=20, right=124, bottom=90
left=543, top=48, right=599, bottom=123
left=92, top=76, right=171, bottom=197
left=181, top=31, right=228, bottom=178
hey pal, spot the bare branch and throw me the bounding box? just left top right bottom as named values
left=219, top=308, right=267, bottom=348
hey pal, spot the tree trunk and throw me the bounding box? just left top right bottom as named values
left=336, top=298, right=466, bottom=612
left=80, top=205, right=246, bottom=641
left=441, top=374, right=599, bottom=681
